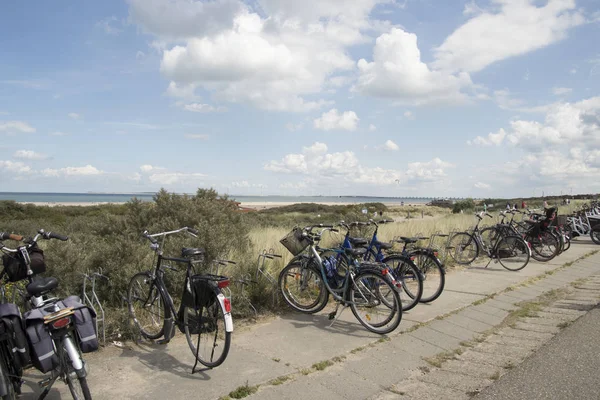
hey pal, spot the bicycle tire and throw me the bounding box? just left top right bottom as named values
left=349, top=270, right=402, bottom=334
left=496, top=235, right=530, bottom=271
left=529, top=231, right=559, bottom=261
left=127, top=272, right=167, bottom=340
left=380, top=255, right=423, bottom=311
left=591, top=226, right=600, bottom=245
left=0, top=358, right=15, bottom=400
left=448, top=233, right=479, bottom=265
left=184, top=294, right=231, bottom=368
left=562, top=233, right=571, bottom=251
left=480, top=227, right=502, bottom=250
left=278, top=262, right=328, bottom=314
left=409, top=250, right=445, bottom=303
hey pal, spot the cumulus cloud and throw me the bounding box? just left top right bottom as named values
left=181, top=103, right=226, bottom=113
left=0, top=160, right=31, bottom=173
left=552, top=87, right=572, bottom=96
left=13, top=150, right=49, bottom=160
left=433, top=0, right=586, bottom=73
left=68, top=113, right=81, bottom=120
left=468, top=129, right=507, bottom=146
left=368, top=124, right=377, bottom=131
left=376, top=140, right=399, bottom=151
left=355, top=28, right=472, bottom=105
left=42, top=165, right=102, bottom=177
left=265, top=141, right=453, bottom=188
left=140, top=164, right=165, bottom=173
left=0, top=121, right=36, bottom=134
left=129, top=0, right=389, bottom=111
left=474, top=182, right=491, bottom=189
left=314, top=109, right=359, bottom=131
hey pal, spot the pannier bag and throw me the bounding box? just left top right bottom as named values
left=1, top=246, right=46, bottom=282
left=61, top=296, right=99, bottom=353
left=177, top=276, right=219, bottom=334
left=0, top=303, right=31, bottom=368
left=24, top=308, right=59, bottom=373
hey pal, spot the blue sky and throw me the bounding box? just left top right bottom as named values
left=1, top=0, right=599, bottom=198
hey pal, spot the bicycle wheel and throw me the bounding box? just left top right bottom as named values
left=127, top=272, right=166, bottom=339
left=410, top=250, right=445, bottom=303
left=529, top=231, right=559, bottom=261
left=447, top=233, right=479, bottom=264
left=496, top=235, right=530, bottom=271
left=65, top=346, right=92, bottom=400
left=278, top=262, right=328, bottom=314
left=562, top=233, right=571, bottom=251
left=0, top=358, right=15, bottom=400
left=591, top=225, right=600, bottom=245
left=349, top=270, right=402, bottom=334
left=184, top=295, right=231, bottom=368
left=381, top=255, right=422, bottom=311
left=480, top=227, right=502, bottom=250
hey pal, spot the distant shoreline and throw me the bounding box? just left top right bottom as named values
left=18, top=201, right=421, bottom=210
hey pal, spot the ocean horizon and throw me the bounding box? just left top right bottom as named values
left=0, top=192, right=442, bottom=205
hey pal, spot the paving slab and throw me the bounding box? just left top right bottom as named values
left=407, top=326, right=462, bottom=351
left=441, top=359, right=501, bottom=380
left=445, top=314, right=494, bottom=333
left=419, top=369, right=492, bottom=393
left=390, top=380, right=470, bottom=400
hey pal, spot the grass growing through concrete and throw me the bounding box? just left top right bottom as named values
left=268, top=375, right=292, bottom=386
left=225, top=382, right=259, bottom=399
left=312, top=360, right=334, bottom=371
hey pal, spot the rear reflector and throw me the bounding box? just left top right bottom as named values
left=52, top=317, right=70, bottom=330
left=223, top=298, right=232, bottom=313
left=218, top=279, right=230, bottom=289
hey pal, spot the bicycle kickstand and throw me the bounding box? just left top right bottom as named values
left=328, top=303, right=348, bottom=328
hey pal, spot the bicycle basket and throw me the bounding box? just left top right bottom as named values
left=279, top=228, right=310, bottom=256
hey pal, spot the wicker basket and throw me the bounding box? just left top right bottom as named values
left=280, top=228, right=311, bottom=256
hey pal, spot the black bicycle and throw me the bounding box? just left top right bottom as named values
left=127, top=227, right=233, bottom=369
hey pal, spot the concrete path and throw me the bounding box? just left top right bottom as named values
left=18, top=239, right=600, bottom=399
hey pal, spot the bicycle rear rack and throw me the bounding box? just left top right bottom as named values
left=82, top=269, right=109, bottom=345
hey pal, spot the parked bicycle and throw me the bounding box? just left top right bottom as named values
left=278, top=225, right=403, bottom=334
left=127, top=227, right=233, bottom=370
left=448, top=213, right=530, bottom=271
left=0, top=230, right=96, bottom=400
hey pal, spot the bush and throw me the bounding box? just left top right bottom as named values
left=452, top=198, right=475, bottom=214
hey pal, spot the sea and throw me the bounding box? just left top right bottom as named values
left=0, top=192, right=432, bottom=205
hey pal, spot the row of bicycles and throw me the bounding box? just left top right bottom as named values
left=561, top=201, right=600, bottom=245
left=0, top=206, right=579, bottom=398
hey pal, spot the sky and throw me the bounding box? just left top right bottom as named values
left=1, top=0, right=599, bottom=198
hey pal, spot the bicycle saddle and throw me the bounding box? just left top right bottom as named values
left=373, top=240, right=393, bottom=250
left=344, top=248, right=367, bottom=257
left=181, top=247, right=205, bottom=258
left=398, top=237, right=418, bottom=244
left=348, top=237, right=368, bottom=246
left=26, top=276, right=59, bottom=297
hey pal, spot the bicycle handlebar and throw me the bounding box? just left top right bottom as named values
left=0, top=232, right=24, bottom=241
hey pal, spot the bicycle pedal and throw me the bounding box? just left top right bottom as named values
left=38, top=378, right=52, bottom=388
left=328, top=311, right=336, bottom=320
left=155, top=338, right=170, bottom=345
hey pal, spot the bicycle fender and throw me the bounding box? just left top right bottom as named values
left=410, top=249, right=446, bottom=272
left=217, top=293, right=234, bottom=332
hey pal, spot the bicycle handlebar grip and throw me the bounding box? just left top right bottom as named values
left=271, top=254, right=282, bottom=258
left=48, top=232, right=69, bottom=241
left=142, top=231, right=158, bottom=244
left=0, top=232, right=24, bottom=241
left=486, top=213, right=493, bottom=218
left=187, top=227, right=199, bottom=235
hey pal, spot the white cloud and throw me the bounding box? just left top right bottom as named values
left=181, top=102, right=226, bottom=113
left=42, top=165, right=103, bottom=177
left=96, top=16, right=122, bottom=35
left=13, top=150, right=49, bottom=160
left=403, top=110, right=414, bottom=119
left=433, top=0, right=586, bottom=73
left=377, top=140, right=399, bottom=151
left=50, top=131, right=68, bottom=136
left=68, top=113, right=81, bottom=120
left=148, top=172, right=206, bottom=185
left=355, top=28, right=472, bottom=105
left=0, top=121, right=36, bottom=134
left=130, top=0, right=388, bottom=111
left=136, top=50, right=146, bottom=60
left=140, top=164, right=165, bottom=173
left=184, top=134, right=210, bottom=140
left=368, top=124, right=377, bottom=131
left=552, top=87, right=572, bottom=96
left=314, top=109, right=359, bottom=131
left=474, top=182, right=491, bottom=189
left=406, top=158, right=454, bottom=181
left=0, top=160, right=31, bottom=173
left=469, top=128, right=507, bottom=146
left=570, top=68, right=577, bottom=74
left=231, top=181, right=267, bottom=189
left=265, top=141, right=453, bottom=188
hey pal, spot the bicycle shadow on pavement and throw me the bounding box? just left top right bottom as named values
left=118, top=340, right=211, bottom=381
left=277, top=311, right=388, bottom=339
left=19, top=371, right=64, bottom=399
